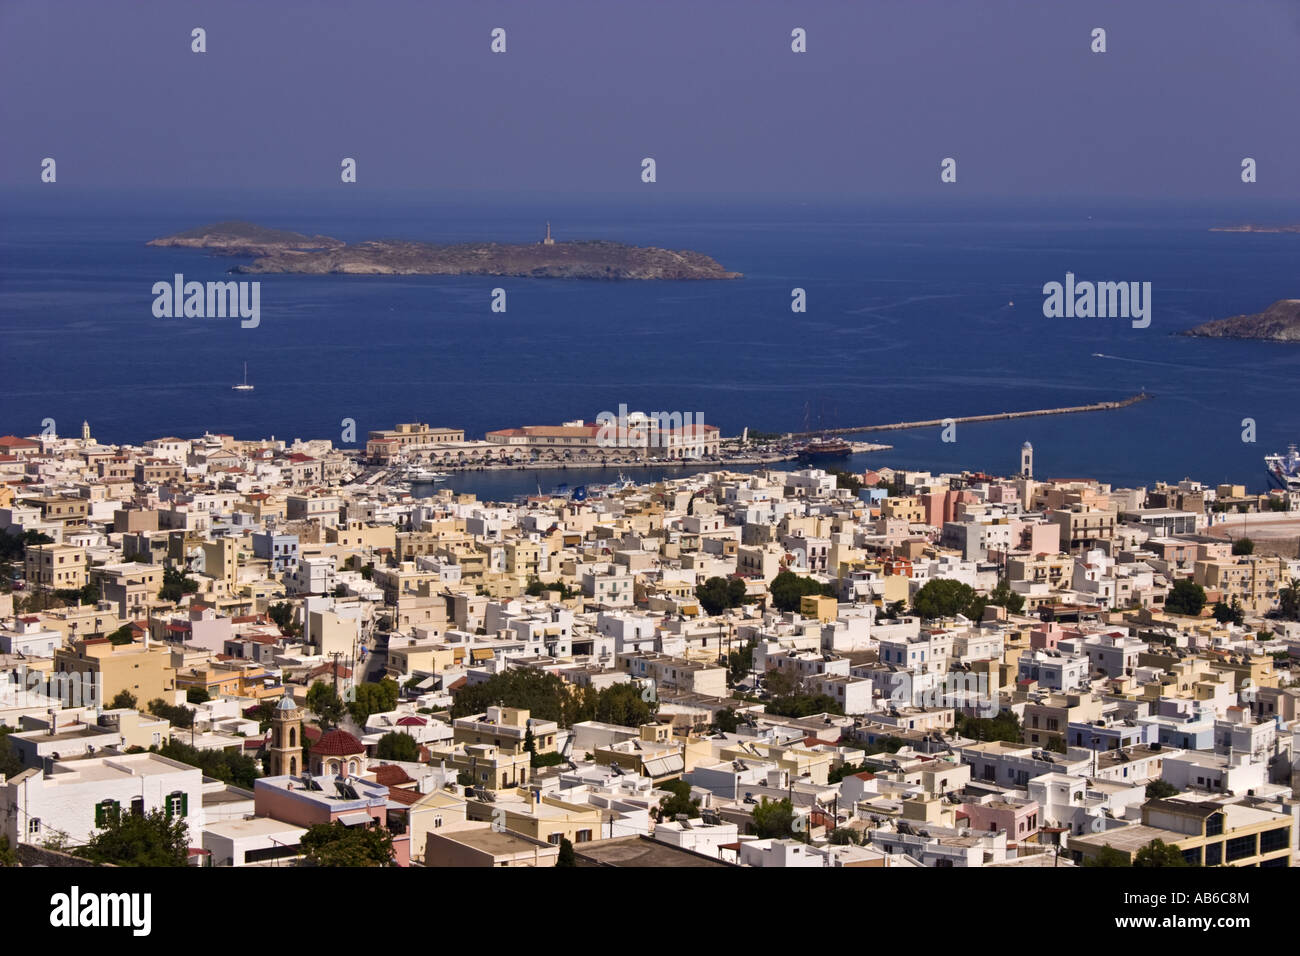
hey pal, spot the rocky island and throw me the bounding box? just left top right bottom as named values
left=147, top=221, right=345, bottom=257
left=149, top=221, right=741, bottom=280
left=1182, top=299, right=1300, bottom=343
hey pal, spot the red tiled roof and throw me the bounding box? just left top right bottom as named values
left=386, top=786, right=423, bottom=805
left=372, top=764, right=415, bottom=786
left=396, top=715, right=426, bottom=727
left=314, top=728, right=364, bottom=757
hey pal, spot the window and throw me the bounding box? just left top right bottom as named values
left=1204, top=841, right=1222, bottom=866
left=1225, top=834, right=1256, bottom=863
left=28, top=817, right=41, bottom=836
left=1260, top=827, right=1289, bottom=854
left=166, top=791, right=188, bottom=819
left=94, top=799, right=122, bottom=828
left=1205, top=813, right=1223, bottom=837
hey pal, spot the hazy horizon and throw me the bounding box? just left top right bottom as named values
left=3, top=0, right=1299, bottom=201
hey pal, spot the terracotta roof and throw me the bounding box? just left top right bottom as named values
left=386, top=786, right=423, bottom=806
left=371, top=764, right=415, bottom=786
left=314, top=728, right=365, bottom=757
left=395, top=715, right=427, bottom=727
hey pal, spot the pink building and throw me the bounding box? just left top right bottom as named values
left=253, top=774, right=410, bottom=866
left=959, top=799, right=1041, bottom=844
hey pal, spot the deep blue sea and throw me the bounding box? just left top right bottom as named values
left=2, top=188, right=1297, bottom=499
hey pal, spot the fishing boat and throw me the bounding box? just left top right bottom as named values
left=232, top=362, right=254, bottom=391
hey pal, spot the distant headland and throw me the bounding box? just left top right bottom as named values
left=1208, top=224, right=1300, bottom=233
left=148, top=220, right=742, bottom=280
left=1182, top=299, right=1300, bottom=343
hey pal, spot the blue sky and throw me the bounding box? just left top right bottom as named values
left=2, top=0, right=1298, bottom=199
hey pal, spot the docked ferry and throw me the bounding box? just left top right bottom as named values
left=1265, top=444, right=1300, bottom=490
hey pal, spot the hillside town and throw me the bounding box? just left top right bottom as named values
left=0, top=423, right=1297, bottom=869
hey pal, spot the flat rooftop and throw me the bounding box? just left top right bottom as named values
left=573, top=835, right=732, bottom=868
left=204, top=816, right=306, bottom=839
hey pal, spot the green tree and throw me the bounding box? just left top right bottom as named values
left=766, top=693, right=843, bottom=719
left=1212, top=600, right=1245, bottom=626
left=300, top=821, right=393, bottom=867
left=268, top=602, right=299, bottom=636
left=158, top=566, right=199, bottom=603
left=1145, top=779, right=1179, bottom=800
left=1085, top=844, right=1131, bottom=867
left=1165, top=579, right=1207, bottom=616
left=1133, top=838, right=1191, bottom=867
left=593, top=682, right=657, bottom=727
left=110, top=689, right=138, bottom=710
left=912, top=578, right=978, bottom=620
left=955, top=710, right=1021, bottom=743
left=451, top=668, right=594, bottom=727
left=82, top=809, right=189, bottom=867
left=157, top=739, right=260, bottom=789
left=106, top=624, right=135, bottom=645
left=1277, top=578, right=1300, bottom=621
left=714, top=707, right=740, bottom=733
left=969, top=578, right=1025, bottom=618
left=0, top=727, right=22, bottom=779
left=0, top=835, right=17, bottom=867
left=375, top=731, right=420, bottom=762
left=768, top=570, right=835, bottom=613
left=306, top=681, right=346, bottom=729
left=1231, top=537, right=1254, bottom=556
left=557, top=837, right=576, bottom=866
left=186, top=687, right=211, bottom=705
left=830, top=470, right=863, bottom=494
left=728, top=639, right=755, bottom=685
left=525, top=577, right=576, bottom=600
left=695, top=576, right=748, bottom=615
left=884, top=600, right=908, bottom=619
left=349, top=678, right=400, bottom=725
left=657, top=779, right=700, bottom=820
left=147, top=698, right=194, bottom=729
left=751, top=797, right=800, bottom=840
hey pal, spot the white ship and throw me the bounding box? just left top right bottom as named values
left=232, top=362, right=254, bottom=391
left=402, top=466, right=450, bottom=482
left=1265, top=444, right=1300, bottom=490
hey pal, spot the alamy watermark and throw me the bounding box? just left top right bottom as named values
left=890, top=671, right=997, bottom=718
left=152, top=274, right=260, bottom=328
left=595, top=405, right=708, bottom=456
left=2, top=663, right=105, bottom=710
left=1041, top=272, right=1150, bottom=329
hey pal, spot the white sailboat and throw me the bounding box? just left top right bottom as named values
left=232, top=362, right=254, bottom=391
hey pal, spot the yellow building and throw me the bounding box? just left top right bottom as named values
left=1070, top=798, right=1292, bottom=867
left=800, top=594, right=838, bottom=623
left=1194, top=555, right=1285, bottom=616
left=25, top=543, right=87, bottom=590
left=52, top=637, right=176, bottom=705
left=465, top=791, right=603, bottom=846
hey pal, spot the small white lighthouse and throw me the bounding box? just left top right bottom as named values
left=1020, top=441, right=1033, bottom=479
left=542, top=221, right=555, bottom=246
